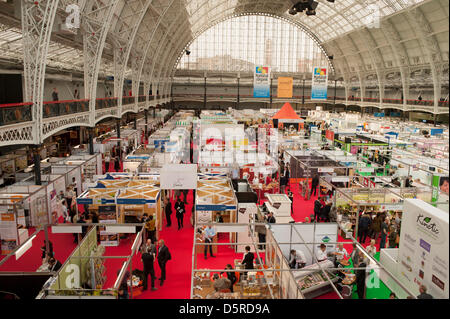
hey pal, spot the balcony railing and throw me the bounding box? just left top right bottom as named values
left=0, top=102, right=33, bottom=125
left=95, top=97, right=118, bottom=110
left=43, top=99, right=89, bottom=118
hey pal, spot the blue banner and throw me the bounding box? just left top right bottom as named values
left=374, top=112, right=385, bottom=117
left=430, top=128, right=444, bottom=136
left=196, top=204, right=237, bottom=211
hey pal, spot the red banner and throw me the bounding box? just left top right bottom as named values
left=325, top=130, right=334, bottom=141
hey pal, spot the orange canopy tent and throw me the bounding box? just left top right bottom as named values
left=271, top=102, right=303, bottom=129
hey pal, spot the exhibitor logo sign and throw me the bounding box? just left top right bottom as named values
left=416, top=214, right=440, bottom=239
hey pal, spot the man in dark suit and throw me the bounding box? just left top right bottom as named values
left=157, top=239, right=171, bottom=286
left=48, top=257, right=62, bottom=272
left=142, top=251, right=157, bottom=291
left=241, top=246, right=255, bottom=279
left=164, top=198, right=172, bottom=227
left=311, top=174, right=320, bottom=197
left=313, top=197, right=323, bottom=222
left=174, top=197, right=185, bottom=230
left=355, top=257, right=367, bottom=299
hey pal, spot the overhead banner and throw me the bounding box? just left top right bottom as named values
left=160, top=164, right=198, bottom=189
left=277, top=77, right=293, bottom=98
left=311, top=67, right=328, bottom=100
left=398, top=199, right=449, bottom=299
left=253, top=66, right=270, bottom=98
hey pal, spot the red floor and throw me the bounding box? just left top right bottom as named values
left=0, top=227, right=76, bottom=272
left=133, top=190, right=195, bottom=299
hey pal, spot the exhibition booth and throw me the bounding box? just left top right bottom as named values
left=37, top=225, right=146, bottom=299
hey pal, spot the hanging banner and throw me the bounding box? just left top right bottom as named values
left=277, top=77, right=293, bottom=98
left=311, top=67, right=328, bottom=100
left=325, top=130, right=335, bottom=141
left=253, top=66, right=270, bottom=98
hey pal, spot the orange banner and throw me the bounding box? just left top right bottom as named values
left=277, top=77, right=293, bottom=98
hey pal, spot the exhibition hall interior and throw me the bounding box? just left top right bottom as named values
left=0, top=0, right=449, bottom=300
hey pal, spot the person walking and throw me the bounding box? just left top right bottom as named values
left=142, top=250, right=157, bottom=291
left=313, top=197, right=323, bottom=222
left=370, top=212, right=382, bottom=241
left=379, top=217, right=389, bottom=251
left=310, top=174, right=320, bottom=197
left=355, top=257, right=367, bottom=299
left=203, top=224, right=216, bottom=259
left=358, top=211, right=372, bottom=244
left=145, top=215, right=157, bottom=244
left=174, top=196, right=185, bottom=230
left=157, top=239, right=171, bottom=286
left=164, top=198, right=172, bottom=227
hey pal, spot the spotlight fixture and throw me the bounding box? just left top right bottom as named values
left=288, top=0, right=332, bottom=16
left=185, top=50, right=191, bottom=55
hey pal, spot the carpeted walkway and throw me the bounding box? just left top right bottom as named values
left=0, top=227, right=76, bottom=272
left=132, top=190, right=195, bottom=299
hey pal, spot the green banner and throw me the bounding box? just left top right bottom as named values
left=431, top=175, right=440, bottom=207
left=50, top=227, right=97, bottom=290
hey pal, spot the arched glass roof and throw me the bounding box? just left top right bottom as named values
left=177, top=15, right=331, bottom=74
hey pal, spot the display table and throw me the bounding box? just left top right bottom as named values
left=195, top=234, right=218, bottom=255
left=275, top=216, right=295, bottom=223
left=264, top=194, right=292, bottom=219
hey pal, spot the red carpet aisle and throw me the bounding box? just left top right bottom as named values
left=0, top=227, right=76, bottom=272
left=133, top=190, right=195, bottom=299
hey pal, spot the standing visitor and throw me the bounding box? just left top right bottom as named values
left=142, top=250, right=157, bottom=291
left=65, top=186, right=75, bottom=222
left=370, top=212, right=382, bottom=241
left=52, top=88, right=59, bottom=101
left=313, top=197, right=323, bottom=222
left=310, top=174, right=320, bottom=197
left=388, top=226, right=398, bottom=248
left=157, top=239, right=171, bottom=286
left=174, top=197, right=185, bottom=230
left=164, top=198, right=172, bottom=227
left=379, top=217, right=389, bottom=251
left=203, top=224, right=216, bottom=259
left=355, top=257, right=367, bottom=299
left=288, top=191, right=294, bottom=215
left=358, top=211, right=372, bottom=244
left=241, top=246, right=255, bottom=279
left=145, top=215, right=156, bottom=244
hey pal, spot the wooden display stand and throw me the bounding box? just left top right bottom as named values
left=195, top=234, right=218, bottom=255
